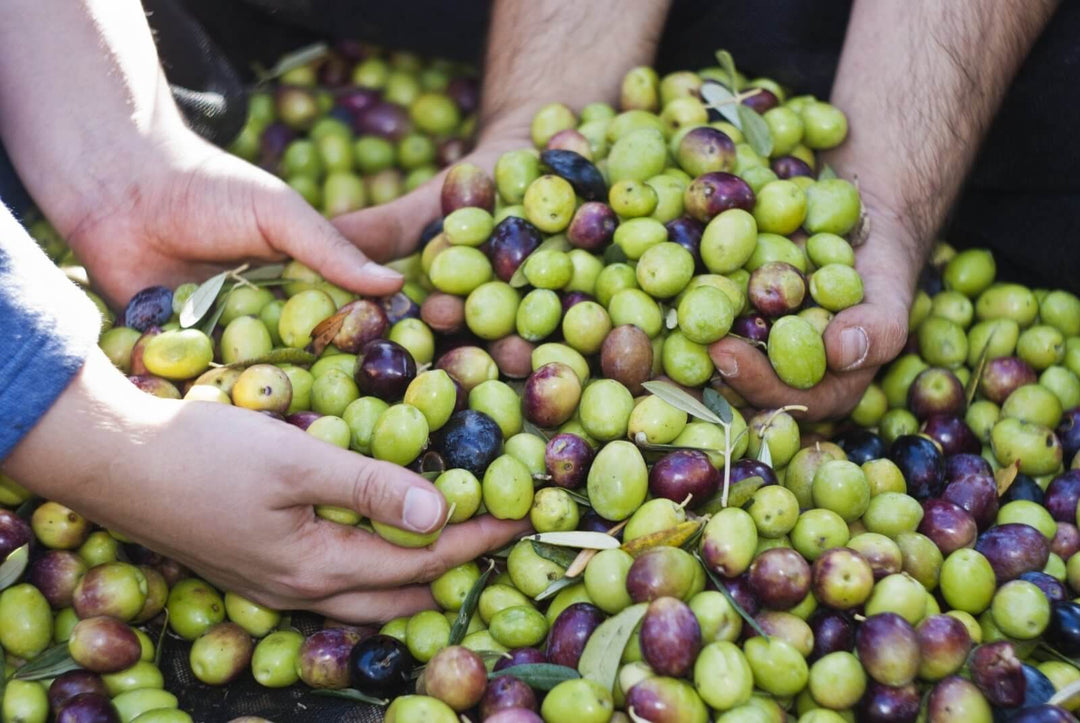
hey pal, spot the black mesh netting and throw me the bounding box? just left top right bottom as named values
left=156, top=612, right=385, bottom=723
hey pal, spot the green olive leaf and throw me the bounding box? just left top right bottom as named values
left=529, top=541, right=578, bottom=569
left=12, top=643, right=79, bottom=680
left=312, top=688, right=389, bottom=706
left=818, top=164, right=838, bottom=181
left=256, top=42, right=330, bottom=84
left=449, top=559, right=496, bottom=646
left=490, top=663, right=581, bottom=691
left=603, top=243, right=629, bottom=266
left=199, top=289, right=233, bottom=335
left=527, top=532, right=620, bottom=550
left=699, top=82, right=742, bottom=129
left=225, top=348, right=318, bottom=370
left=756, top=438, right=773, bottom=468
left=563, top=489, right=593, bottom=509
left=694, top=552, right=770, bottom=640
left=702, top=387, right=734, bottom=426
left=0, top=545, right=28, bottom=592
left=155, top=608, right=170, bottom=668
left=641, top=381, right=723, bottom=426
left=240, top=263, right=287, bottom=282
left=737, top=105, right=774, bottom=158
left=179, top=271, right=229, bottom=328
left=714, top=50, right=741, bottom=92
left=522, top=420, right=552, bottom=441
left=535, top=575, right=582, bottom=602
left=578, top=603, right=647, bottom=692
left=966, top=326, right=997, bottom=407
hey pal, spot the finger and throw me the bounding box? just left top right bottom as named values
left=288, top=449, right=449, bottom=535
left=822, top=300, right=910, bottom=373
left=331, top=170, right=445, bottom=262
left=309, top=584, right=437, bottom=624
left=258, top=183, right=405, bottom=296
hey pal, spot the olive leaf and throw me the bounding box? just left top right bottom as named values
left=966, top=326, right=997, bottom=407
left=530, top=541, right=579, bottom=569
left=240, top=263, right=287, bottom=282
left=179, top=271, right=229, bottom=328
left=578, top=603, right=647, bottom=692
left=1049, top=678, right=1080, bottom=709
left=490, top=663, right=581, bottom=691
left=995, top=460, right=1021, bottom=497
left=702, top=387, right=734, bottom=425
left=155, top=608, right=170, bottom=668
left=199, top=291, right=233, bottom=336
left=12, top=643, right=80, bottom=681
left=632, top=437, right=720, bottom=456
left=255, top=42, right=330, bottom=84
left=641, top=381, right=723, bottom=426
left=0, top=545, right=29, bottom=592
left=694, top=552, right=770, bottom=639
left=522, top=420, right=552, bottom=441
left=699, top=82, right=742, bottom=129
left=715, top=49, right=740, bottom=92
left=818, top=164, right=838, bottom=181
left=737, top=105, right=774, bottom=158
left=620, top=520, right=703, bottom=558
left=563, top=489, right=593, bottom=509
left=509, top=236, right=572, bottom=289
left=756, top=439, right=774, bottom=467
left=535, top=575, right=582, bottom=603
left=225, top=348, right=318, bottom=370
left=603, top=243, right=629, bottom=266
left=527, top=532, right=621, bottom=550
left=312, top=688, right=389, bottom=706
left=449, top=559, right=496, bottom=646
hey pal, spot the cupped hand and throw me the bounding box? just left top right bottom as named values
left=6, top=351, right=529, bottom=623
left=59, top=131, right=405, bottom=308
left=709, top=225, right=916, bottom=421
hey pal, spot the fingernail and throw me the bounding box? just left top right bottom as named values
left=365, top=263, right=403, bottom=280
left=840, top=327, right=869, bottom=370
left=713, top=353, right=738, bottom=377
left=402, top=487, right=443, bottom=532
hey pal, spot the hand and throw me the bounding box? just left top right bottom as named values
left=4, top=350, right=529, bottom=622
left=59, top=130, right=405, bottom=308
left=709, top=212, right=916, bottom=421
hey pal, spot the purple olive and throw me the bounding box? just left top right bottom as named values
left=29, top=551, right=87, bottom=609
left=728, top=458, right=779, bottom=488
left=0, top=509, right=31, bottom=560
left=560, top=291, right=594, bottom=312
left=1044, top=470, right=1080, bottom=523
left=741, top=87, right=780, bottom=114
left=834, top=429, right=887, bottom=465
left=683, top=172, right=755, bottom=223
left=493, top=648, right=547, bottom=671
left=567, top=202, right=617, bottom=252
left=298, top=628, right=363, bottom=689
left=927, top=676, right=993, bottom=723
left=945, top=453, right=993, bottom=483
left=332, top=300, right=389, bottom=354
left=1010, top=706, right=1077, bottom=723
left=540, top=150, right=607, bottom=202
left=970, top=640, right=1025, bottom=707
left=665, top=217, right=705, bottom=271
left=916, top=614, right=972, bottom=680
left=922, top=415, right=981, bottom=456
left=1052, top=522, right=1080, bottom=559
left=917, top=499, right=977, bottom=555
left=378, top=292, right=421, bottom=325
left=626, top=548, right=699, bottom=604
left=1019, top=571, right=1068, bottom=603
left=335, top=88, right=379, bottom=116
left=676, top=126, right=736, bottom=176
left=348, top=634, right=413, bottom=699
left=856, top=613, right=920, bottom=686
left=1057, top=407, right=1080, bottom=463
left=441, top=163, right=495, bottom=215
left=317, top=55, right=351, bottom=87
left=716, top=574, right=760, bottom=617
left=437, top=137, right=471, bottom=167
left=356, top=101, right=412, bottom=140
left=747, top=547, right=811, bottom=610
left=484, top=710, right=544, bottom=723
left=446, top=77, right=480, bottom=114
left=856, top=682, right=921, bottom=723
left=623, top=676, right=707, bottom=723
left=68, top=617, right=142, bottom=673
left=888, top=435, right=945, bottom=501
left=54, top=693, right=119, bottom=723
left=522, top=363, right=581, bottom=428
left=423, top=645, right=488, bottom=712
left=48, top=671, right=108, bottom=713
left=648, top=450, right=719, bottom=506
left=941, top=474, right=999, bottom=530
left=353, top=339, right=416, bottom=401
left=908, top=368, right=965, bottom=420
left=639, top=596, right=701, bottom=677
left=748, top=261, right=806, bottom=318
left=546, top=603, right=605, bottom=669
left=285, top=411, right=322, bottom=431
left=808, top=609, right=855, bottom=661
left=974, top=523, right=1051, bottom=583
left=259, top=122, right=296, bottom=167
left=122, top=286, right=173, bottom=332
left=487, top=217, right=543, bottom=281
left=479, top=676, right=537, bottom=719
left=980, top=357, right=1038, bottom=405
left=771, top=156, right=814, bottom=179
left=578, top=511, right=620, bottom=536
left=430, top=410, right=503, bottom=477
left=600, top=325, right=653, bottom=395
left=731, top=313, right=771, bottom=344
left=545, top=434, right=594, bottom=489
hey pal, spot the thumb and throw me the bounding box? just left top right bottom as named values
left=332, top=169, right=445, bottom=263
left=823, top=298, right=910, bottom=372
left=294, top=451, right=448, bottom=534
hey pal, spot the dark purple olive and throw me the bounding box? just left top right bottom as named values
left=335, top=88, right=379, bottom=116
left=771, top=156, right=814, bottom=179
left=317, top=54, right=352, bottom=87
left=941, top=474, right=999, bottom=530
left=717, top=574, right=760, bottom=617
left=54, top=693, right=119, bottom=723
left=927, top=676, right=993, bottom=723
left=487, top=217, right=543, bottom=281
left=1002, top=473, right=1046, bottom=506
left=626, top=548, right=699, bottom=604
left=922, top=415, right=981, bottom=456
left=970, top=641, right=1025, bottom=707
left=493, top=648, right=547, bottom=671
left=747, top=547, right=811, bottom=610
left=353, top=339, right=416, bottom=401
left=683, top=172, right=755, bottom=223
left=546, top=603, right=605, bottom=669
left=648, top=450, right=719, bottom=506
left=624, top=676, right=708, bottom=723
left=1044, top=470, right=1080, bottom=523
left=29, top=550, right=87, bottom=608
left=410, top=450, right=446, bottom=477
left=417, top=217, right=444, bottom=249
left=731, top=313, right=771, bottom=344
left=741, top=87, right=780, bottom=114
left=48, top=671, right=108, bottom=713
left=600, top=325, right=653, bottom=395
left=1052, top=523, right=1080, bottom=559
left=677, top=127, right=736, bottom=176
left=748, top=262, right=806, bottom=318
left=1057, top=407, right=1080, bottom=463
left=332, top=299, right=389, bottom=354
left=856, top=682, right=921, bottom=723
left=259, top=122, right=295, bottom=167
left=1019, top=571, right=1068, bottom=603
left=945, top=453, right=994, bottom=483
left=980, top=357, right=1038, bottom=405
left=665, top=217, right=705, bottom=271
left=122, top=286, right=172, bottom=332
left=916, top=614, right=972, bottom=681
left=974, top=523, right=1051, bottom=583
left=437, top=137, right=471, bottom=167
left=639, top=597, right=701, bottom=677
left=727, top=458, right=779, bottom=488
left=808, top=609, right=855, bottom=661
left=446, top=76, right=480, bottom=114
left=356, top=101, right=412, bottom=140
left=578, top=511, right=620, bottom=537
left=522, top=363, right=581, bottom=428
left=431, top=410, right=503, bottom=477
left=421, top=645, right=486, bottom=712
left=0, top=509, right=31, bottom=561
left=560, top=291, right=594, bottom=312
left=285, top=411, right=322, bottom=431
left=441, top=162, right=495, bottom=215
left=567, top=202, right=617, bottom=252
left=378, top=292, right=421, bottom=325
left=918, top=498, right=977, bottom=555
left=889, top=435, right=945, bottom=500
left=1009, top=705, right=1077, bottom=723
left=540, top=150, right=606, bottom=201
left=545, top=434, right=594, bottom=490
left=348, top=634, right=413, bottom=698
left=856, top=613, right=920, bottom=686
left=479, top=675, right=537, bottom=719
left=298, top=628, right=363, bottom=689
left=1046, top=601, right=1080, bottom=657
left=834, top=429, right=887, bottom=465
left=907, top=368, right=965, bottom=420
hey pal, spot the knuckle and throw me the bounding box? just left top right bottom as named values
left=278, top=571, right=329, bottom=601
left=349, top=464, right=390, bottom=516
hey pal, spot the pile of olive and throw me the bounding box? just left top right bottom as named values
left=12, top=48, right=1080, bottom=723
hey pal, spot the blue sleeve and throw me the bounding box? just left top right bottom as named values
left=0, top=206, right=102, bottom=460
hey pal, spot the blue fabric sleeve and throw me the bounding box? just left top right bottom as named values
left=0, top=206, right=102, bottom=460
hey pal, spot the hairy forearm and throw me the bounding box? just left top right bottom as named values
left=0, top=0, right=183, bottom=231
left=828, top=0, right=1056, bottom=274
left=479, top=0, right=672, bottom=138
